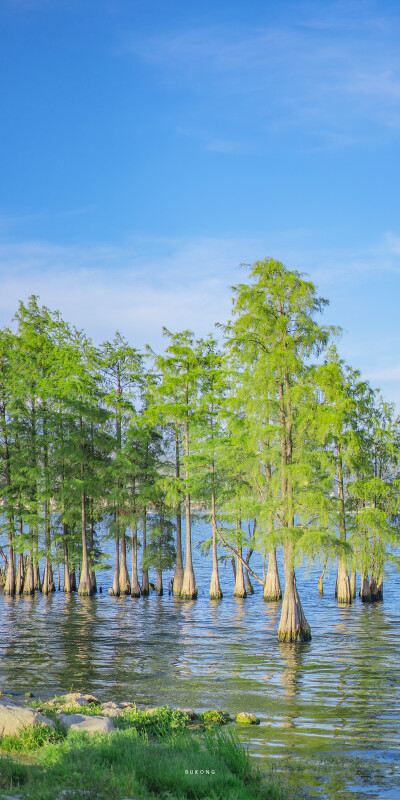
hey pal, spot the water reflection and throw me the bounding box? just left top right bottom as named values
left=0, top=524, right=399, bottom=800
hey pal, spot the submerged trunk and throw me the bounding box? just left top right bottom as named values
left=111, top=522, right=120, bottom=597
left=23, top=550, right=35, bottom=595
left=4, top=538, right=15, bottom=596
left=336, top=558, right=352, bottom=603
left=234, top=547, right=247, bottom=598
left=245, top=548, right=254, bottom=595
left=141, top=511, right=149, bottom=596
left=278, top=542, right=311, bottom=642
left=350, top=570, right=356, bottom=599
left=264, top=547, right=282, bottom=601
left=130, top=524, right=141, bottom=597
left=173, top=429, right=184, bottom=594
left=63, top=537, right=71, bottom=593
left=335, top=450, right=351, bottom=603
left=370, top=574, right=383, bottom=602
left=42, top=558, right=55, bottom=595
left=181, top=493, right=197, bottom=598
left=78, top=487, right=93, bottom=596
left=88, top=508, right=97, bottom=593
left=173, top=512, right=184, bottom=595
left=156, top=570, right=163, bottom=596
left=210, top=491, right=222, bottom=600
left=318, top=559, right=327, bottom=596
left=119, top=531, right=131, bottom=595
left=181, top=410, right=197, bottom=599
left=15, top=551, right=24, bottom=595
left=359, top=573, right=371, bottom=602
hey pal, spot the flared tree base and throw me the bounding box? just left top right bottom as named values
left=336, top=561, right=352, bottom=604
left=181, top=566, right=197, bottom=599
left=264, top=551, right=282, bottom=602
left=209, top=570, right=223, bottom=600
left=78, top=568, right=95, bottom=596
left=278, top=575, right=311, bottom=642
left=360, top=574, right=371, bottom=602
left=131, top=582, right=141, bottom=598
left=173, top=565, right=184, bottom=595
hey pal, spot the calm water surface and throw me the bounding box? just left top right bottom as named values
left=0, top=519, right=399, bottom=800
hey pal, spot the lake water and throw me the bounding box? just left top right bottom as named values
left=0, top=518, right=399, bottom=800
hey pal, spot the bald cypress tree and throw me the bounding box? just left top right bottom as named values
left=225, top=259, right=333, bottom=641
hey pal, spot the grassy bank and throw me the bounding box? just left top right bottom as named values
left=0, top=703, right=305, bottom=800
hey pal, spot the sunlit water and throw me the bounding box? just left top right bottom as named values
left=0, top=518, right=399, bottom=799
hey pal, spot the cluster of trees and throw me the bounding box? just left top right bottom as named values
left=0, top=259, right=399, bottom=643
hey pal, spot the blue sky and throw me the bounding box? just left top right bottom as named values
left=1, top=0, right=400, bottom=400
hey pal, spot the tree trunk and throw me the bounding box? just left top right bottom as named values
left=23, top=542, right=35, bottom=595
left=15, top=551, right=24, bottom=595
left=173, top=512, right=184, bottom=595
left=119, top=530, right=131, bottom=594
left=234, top=547, right=247, bottom=598
left=245, top=548, right=254, bottom=595
left=336, top=558, right=352, bottom=603
left=141, top=511, right=149, bottom=596
left=350, top=570, right=356, bottom=599
left=156, top=570, right=163, bottom=596
left=264, top=547, right=282, bottom=600
left=4, top=539, right=15, bottom=596
left=111, top=520, right=120, bottom=597
left=89, top=507, right=97, bottom=593
left=231, top=557, right=236, bottom=580
left=370, top=574, right=383, bottom=601
left=42, top=557, right=54, bottom=595
left=78, top=487, right=93, bottom=596
left=33, top=532, right=41, bottom=591
left=335, top=450, right=351, bottom=603
left=318, top=559, right=327, bottom=596
left=130, top=524, right=141, bottom=597
left=359, top=573, right=371, bottom=602
left=181, top=493, right=197, bottom=597
left=210, top=491, right=222, bottom=599
left=70, top=569, right=77, bottom=591
left=181, top=411, right=197, bottom=599
left=278, top=543, right=311, bottom=642
left=63, top=537, right=71, bottom=593
left=173, top=428, right=184, bottom=594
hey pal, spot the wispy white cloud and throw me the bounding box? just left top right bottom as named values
left=121, top=2, right=400, bottom=148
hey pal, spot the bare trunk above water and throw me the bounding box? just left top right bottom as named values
left=264, top=548, right=282, bottom=601
left=119, top=532, right=131, bottom=595
left=209, top=493, right=222, bottom=600
left=336, top=559, right=352, bottom=604
left=234, top=547, right=247, bottom=598
left=15, top=552, right=24, bottom=595
left=278, top=543, right=311, bottom=642
left=130, top=525, right=141, bottom=597
left=360, top=573, right=371, bottom=602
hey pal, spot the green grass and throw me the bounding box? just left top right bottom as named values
left=0, top=709, right=304, bottom=800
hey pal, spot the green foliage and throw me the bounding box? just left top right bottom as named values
left=0, top=722, right=65, bottom=752
left=200, top=709, right=231, bottom=726
left=0, top=755, right=28, bottom=789
left=14, top=727, right=299, bottom=800
left=115, top=704, right=188, bottom=737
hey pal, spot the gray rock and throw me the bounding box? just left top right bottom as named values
left=50, top=692, right=100, bottom=708
left=0, top=702, right=55, bottom=736
left=101, top=701, right=124, bottom=718
left=177, top=708, right=198, bottom=720
left=58, top=713, right=114, bottom=734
